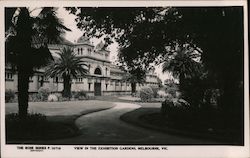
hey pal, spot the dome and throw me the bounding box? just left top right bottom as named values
left=77, top=35, right=91, bottom=44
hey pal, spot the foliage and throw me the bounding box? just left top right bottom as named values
left=6, top=113, right=78, bottom=140
left=164, top=83, right=179, bottom=98
left=65, top=7, right=181, bottom=72
left=5, top=89, right=15, bottom=103
left=67, top=7, right=244, bottom=123
left=162, top=44, right=202, bottom=82
left=45, top=47, right=88, bottom=98
left=176, top=7, right=244, bottom=123
left=37, top=87, right=51, bottom=101
left=5, top=7, right=70, bottom=119
left=122, top=68, right=146, bottom=94
left=150, top=86, right=159, bottom=98
left=139, top=86, right=154, bottom=102
left=48, top=94, right=59, bottom=102
left=157, top=90, right=168, bottom=98
left=72, top=91, right=87, bottom=100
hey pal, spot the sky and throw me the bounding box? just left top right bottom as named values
left=55, top=8, right=172, bottom=82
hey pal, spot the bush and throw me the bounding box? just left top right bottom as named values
left=48, top=94, right=58, bottom=102
left=139, top=86, right=154, bottom=102
left=150, top=86, right=159, bottom=98
left=157, top=90, right=168, bottom=98
left=37, top=87, right=50, bottom=101
left=5, top=89, right=15, bottom=103
left=29, top=93, right=41, bottom=102
left=72, top=91, right=87, bottom=100
left=161, top=95, right=190, bottom=117
left=164, top=83, right=179, bottom=98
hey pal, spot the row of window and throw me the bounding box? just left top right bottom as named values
left=6, top=72, right=158, bottom=87
left=5, top=73, right=13, bottom=80
left=76, top=47, right=109, bottom=59
left=76, top=47, right=92, bottom=55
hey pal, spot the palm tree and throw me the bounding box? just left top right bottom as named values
left=45, top=47, right=88, bottom=98
left=5, top=7, right=71, bottom=119
left=122, top=68, right=146, bottom=95
left=162, top=44, right=204, bottom=107
left=162, top=44, right=202, bottom=85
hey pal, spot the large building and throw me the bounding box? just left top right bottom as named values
left=5, top=35, right=161, bottom=96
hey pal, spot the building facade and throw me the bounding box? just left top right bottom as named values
left=5, top=35, right=160, bottom=96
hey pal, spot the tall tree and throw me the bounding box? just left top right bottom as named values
left=5, top=7, right=71, bottom=119
left=45, top=47, right=88, bottom=98
left=65, top=7, right=180, bottom=70
left=121, top=68, right=146, bottom=94
left=67, top=7, right=244, bottom=122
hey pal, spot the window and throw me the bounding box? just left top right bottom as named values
left=94, top=68, right=102, bottom=75
left=106, top=84, right=108, bottom=91
left=88, top=83, right=91, bottom=91
left=88, top=48, right=92, bottom=53
left=29, top=76, right=33, bottom=82
left=105, top=68, right=108, bottom=76
left=5, top=72, right=13, bottom=80
left=76, top=78, right=83, bottom=82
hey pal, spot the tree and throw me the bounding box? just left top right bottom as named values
left=5, top=7, right=70, bottom=119
left=65, top=7, right=180, bottom=71
left=67, top=7, right=244, bottom=120
left=162, top=44, right=202, bottom=86
left=176, top=7, right=244, bottom=120
left=122, top=68, right=146, bottom=94
left=45, top=47, right=88, bottom=98
left=162, top=43, right=205, bottom=107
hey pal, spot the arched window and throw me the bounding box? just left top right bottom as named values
left=105, top=68, right=108, bottom=76
left=94, top=67, right=102, bottom=75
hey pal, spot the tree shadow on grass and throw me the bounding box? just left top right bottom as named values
left=120, top=107, right=244, bottom=145
left=6, top=107, right=114, bottom=144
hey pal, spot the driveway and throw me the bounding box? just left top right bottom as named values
left=24, top=102, right=221, bottom=145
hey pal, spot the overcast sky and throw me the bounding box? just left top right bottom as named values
left=55, top=7, right=172, bottom=82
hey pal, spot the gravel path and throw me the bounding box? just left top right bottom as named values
left=31, top=102, right=221, bottom=145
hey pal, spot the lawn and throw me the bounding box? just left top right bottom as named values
left=120, top=102, right=243, bottom=145
left=6, top=100, right=115, bottom=142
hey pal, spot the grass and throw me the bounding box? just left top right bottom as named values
left=6, top=100, right=115, bottom=142
left=6, top=113, right=78, bottom=141
left=120, top=107, right=244, bottom=145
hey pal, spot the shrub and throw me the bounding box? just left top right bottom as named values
left=150, top=86, right=159, bottom=98
left=139, top=86, right=154, bottom=102
left=161, top=95, right=190, bottom=116
left=72, top=91, right=87, bottom=100
left=165, top=83, right=179, bottom=98
left=5, top=89, right=15, bottom=103
left=48, top=94, right=58, bottom=102
left=157, top=90, right=168, bottom=98
left=37, top=87, right=50, bottom=101
left=29, top=93, right=41, bottom=102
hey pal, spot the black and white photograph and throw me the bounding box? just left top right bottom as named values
left=1, top=0, right=249, bottom=158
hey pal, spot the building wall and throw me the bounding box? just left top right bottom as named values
left=5, top=37, right=160, bottom=96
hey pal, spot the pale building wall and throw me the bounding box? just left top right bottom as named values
left=5, top=36, right=159, bottom=96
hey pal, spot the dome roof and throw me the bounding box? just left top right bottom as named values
left=77, top=35, right=91, bottom=44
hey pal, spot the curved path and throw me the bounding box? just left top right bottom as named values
left=40, top=102, right=221, bottom=145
